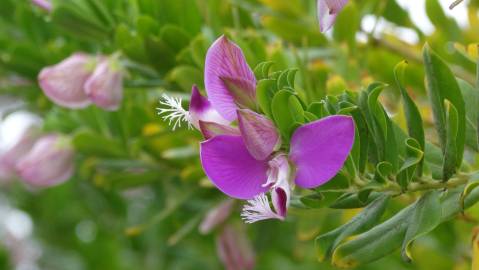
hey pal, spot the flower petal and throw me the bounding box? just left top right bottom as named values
left=200, top=135, right=269, bottom=199
left=269, top=155, right=291, bottom=218
left=189, top=85, right=230, bottom=129
left=205, top=35, right=256, bottom=121
left=289, top=115, right=355, bottom=188
left=199, top=121, right=240, bottom=139
left=317, top=0, right=349, bottom=32
left=237, top=109, right=280, bottom=161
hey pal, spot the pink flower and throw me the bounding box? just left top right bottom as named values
left=317, top=0, right=349, bottom=32
left=31, top=0, right=52, bottom=11
left=84, top=56, right=124, bottom=111
left=216, top=225, right=255, bottom=270
left=38, top=53, right=96, bottom=109
left=16, top=134, right=74, bottom=187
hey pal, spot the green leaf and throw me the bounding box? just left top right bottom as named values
left=443, top=101, right=459, bottom=180
left=401, top=191, right=442, bottom=262
left=73, top=131, right=127, bottom=158
left=423, top=44, right=466, bottom=174
left=271, top=90, right=296, bottom=140
left=458, top=79, right=479, bottom=151
left=397, top=138, right=424, bottom=189
left=288, top=95, right=304, bottom=123
left=316, top=195, right=390, bottom=261
left=256, top=79, right=277, bottom=119
left=329, top=192, right=381, bottom=209
left=394, top=60, right=425, bottom=176
left=374, top=161, right=393, bottom=183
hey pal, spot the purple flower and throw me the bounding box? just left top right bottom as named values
left=16, top=134, right=75, bottom=187
left=38, top=53, right=96, bottom=109
left=205, top=36, right=257, bottom=121
left=31, top=0, right=52, bottom=11
left=317, top=0, right=349, bottom=32
left=158, top=36, right=355, bottom=223
left=84, top=56, right=124, bottom=111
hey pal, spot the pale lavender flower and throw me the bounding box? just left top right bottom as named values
left=16, top=134, right=74, bottom=187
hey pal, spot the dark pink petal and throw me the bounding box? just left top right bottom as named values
left=317, top=0, right=349, bottom=32
left=199, top=121, right=240, bottom=139
left=200, top=135, right=269, bottom=199
left=237, top=109, right=280, bottom=161
left=189, top=85, right=230, bottom=129
left=290, top=115, right=355, bottom=188
left=268, top=155, right=291, bottom=218
left=205, top=35, right=256, bottom=121
left=38, top=53, right=94, bottom=109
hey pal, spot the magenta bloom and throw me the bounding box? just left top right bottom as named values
left=205, top=36, right=257, bottom=121
left=159, top=36, right=355, bottom=223
left=38, top=53, right=95, bottom=109
left=84, top=57, right=124, bottom=111
left=16, top=134, right=75, bottom=187
left=317, top=0, right=349, bottom=32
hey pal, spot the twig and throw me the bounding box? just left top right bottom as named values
left=449, top=0, right=465, bottom=10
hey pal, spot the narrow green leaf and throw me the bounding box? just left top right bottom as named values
left=397, top=138, right=424, bottom=189
left=401, top=191, right=442, bottom=262
left=256, top=79, right=277, bottom=119
left=423, top=44, right=466, bottom=172
left=443, top=101, right=459, bottom=180
left=271, top=90, right=296, bottom=140
left=316, top=195, right=389, bottom=261
left=394, top=60, right=425, bottom=176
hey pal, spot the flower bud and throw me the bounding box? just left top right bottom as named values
left=38, top=53, right=96, bottom=109
left=199, top=199, right=234, bottom=234
left=84, top=56, right=124, bottom=111
left=216, top=225, right=255, bottom=270
left=16, top=134, right=74, bottom=187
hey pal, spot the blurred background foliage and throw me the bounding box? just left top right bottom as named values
left=0, top=0, right=479, bottom=269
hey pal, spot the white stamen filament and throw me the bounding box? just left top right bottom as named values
left=157, top=94, right=192, bottom=130
left=241, top=193, right=283, bottom=224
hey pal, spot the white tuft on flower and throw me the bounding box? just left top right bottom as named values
left=241, top=193, right=283, bottom=223
left=157, top=94, right=192, bottom=130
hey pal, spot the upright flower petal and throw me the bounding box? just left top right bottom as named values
left=189, top=85, right=230, bottom=129
left=237, top=109, right=280, bottom=161
left=200, top=135, right=269, bottom=200
left=16, top=134, right=75, bottom=187
left=84, top=56, right=124, bottom=111
left=38, top=53, right=95, bottom=108
left=317, top=0, right=349, bottom=32
left=205, top=35, right=256, bottom=121
left=290, top=115, right=354, bottom=188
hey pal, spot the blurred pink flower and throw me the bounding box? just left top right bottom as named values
left=199, top=200, right=234, bottom=234
left=38, top=53, right=96, bottom=109
left=216, top=225, right=255, bottom=270
left=0, top=125, right=40, bottom=183
left=317, top=0, right=349, bottom=32
left=31, top=0, right=52, bottom=11
left=16, top=134, right=74, bottom=187
left=84, top=56, right=124, bottom=111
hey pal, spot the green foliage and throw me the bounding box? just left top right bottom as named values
left=2, top=0, right=479, bottom=269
